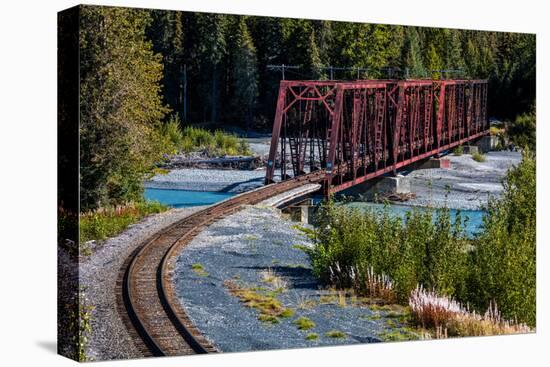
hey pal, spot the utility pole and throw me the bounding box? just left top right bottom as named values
left=267, top=64, right=300, bottom=80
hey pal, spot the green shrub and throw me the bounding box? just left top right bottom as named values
left=468, top=150, right=536, bottom=326
left=293, top=316, right=316, bottom=330
left=307, top=201, right=469, bottom=302
left=79, top=201, right=167, bottom=245
left=453, top=145, right=464, bottom=156
left=157, top=114, right=185, bottom=154
left=305, top=333, right=319, bottom=340
left=307, top=151, right=535, bottom=328
left=179, top=126, right=251, bottom=156
left=325, top=330, right=346, bottom=338
left=472, top=152, right=486, bottom=162
left=509, top=107, right=536, bottom=150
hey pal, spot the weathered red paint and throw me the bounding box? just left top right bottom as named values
left=265, top=79, right=489, bottom=197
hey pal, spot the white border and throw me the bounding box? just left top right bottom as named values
left=0, top=1, right=547, bottom=366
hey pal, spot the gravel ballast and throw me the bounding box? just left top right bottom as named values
left=78, top=207, right=203, bottom=361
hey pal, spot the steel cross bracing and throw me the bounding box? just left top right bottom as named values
left=265, top=79, right=489, bottom=197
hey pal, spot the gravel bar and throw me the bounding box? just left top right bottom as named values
left=145, top=168, right=268, bottom=192
left=172, top=205, right=411, bottom=353
left=403, top=151, right=521, bottom=210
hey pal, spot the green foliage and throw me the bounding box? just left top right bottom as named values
left=227, top=17, right=259, bottom=128
left=308, top=153, right=535, bottom=327
left=147, top=10, right=185, bottom=120
left=472, top=152, right=487, bottom=162
left=67, top=290, right=94, bottom=361
left=305, top=333, right=319, bottom=341
left=468, top=151, right=536, bottom=326
left=293, top=316, right=316, bottom=330
left=224, top=280, right=293, bottom=324
left=425, top=44, right=443, bottom=79
left=325, top=330, right=346, bottom=338
left=157, top=114, right=185, bottom=154
left=191, top=263, right=209, bottom=277
left=509, top=107, right=536, bottom=150
left=401, top=28, right=425, bottom=78
left=79, top=6, right=170, bottom=210
left=308, top=201, right=469, bottom=302
left=79, top=201, right=167, bottom=245
left=379, top=327, right=420, bottom=342
left=453, top=145, right=464, bottom=156
left=177, top=126, right=251, bottom=156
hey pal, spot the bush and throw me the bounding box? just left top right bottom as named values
left=79, top=201, right=167, bottom=245
left=180, top=126, right=251, bottom=156
left=468, top=150, right=536, bottom=326
left=409, top=286, right=531, bottom=336
left=453, top=145, right=464, bottom=156
left=307, top=201, right=469, bottom=302
left=472, top=152, right=486, bottom=162
left=508, top=107, right=536, bottom=150
left=157, top=114, right=185, bottom=154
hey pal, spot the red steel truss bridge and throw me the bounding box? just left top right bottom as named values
left=265, top=79, right=489, bottom=196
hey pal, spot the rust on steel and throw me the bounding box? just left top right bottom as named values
left=117, top=171, right=326, bottom=357
left=265, top=79, right=489, bottom=196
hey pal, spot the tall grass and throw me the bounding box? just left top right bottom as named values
left=409, top=286, right=531, bottom=336
left=79, top=201, right=167, bottom=247
left=157, top=115, right=252, bottom=156
left=472, top=151, right=486, bottom=162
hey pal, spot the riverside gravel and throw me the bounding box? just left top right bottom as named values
left=78, top=207, right=203, bottom=361
left=404, top=151, right=522, bottom=209
left=172, top=205, right=410, bottom=353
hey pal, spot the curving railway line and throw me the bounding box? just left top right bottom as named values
left=116, top=171, right=326, bottom=357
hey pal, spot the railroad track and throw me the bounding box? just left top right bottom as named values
left=116, top=171, right=325, bottom=357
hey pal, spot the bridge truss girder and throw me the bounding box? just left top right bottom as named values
left=265, top=79, right=489, bottom=197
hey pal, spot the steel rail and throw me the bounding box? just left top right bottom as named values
left=118, top=171, right=325, bottom=357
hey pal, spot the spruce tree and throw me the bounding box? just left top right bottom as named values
left=228, top=17, right=259, bottom=129
left=425, top=44, right=443, bottom=79
left=148, top=10, right=185, bottom=120
left=401, top=27, right=425, bottom=78
left=445, top=29, right=465, bottom=76
left=192, top=13, right=227, bottom=122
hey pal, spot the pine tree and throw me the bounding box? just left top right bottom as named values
left=148, top=10, right=185, bottom=120
left=308, top=29, right=323, bottom=79
left=445, top=29, right=465, bottom=76
left=248, top=16, right=284, bottom=125
left=228, top=17, right=259, bottom=129
left=79, top=6, right=169, bottom=209
left=191, top=13, right=228, bottom=122
left=401, top=27, right=425, bottom=78
left=425, top=44, right=443, bottom=79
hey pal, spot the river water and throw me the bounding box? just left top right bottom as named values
left=144, top=188, right=484, bottom=235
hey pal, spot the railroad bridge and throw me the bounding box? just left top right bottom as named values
left=265, top=79, right=489, bottom=196
left=119, top=78, right=490, bottom=357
